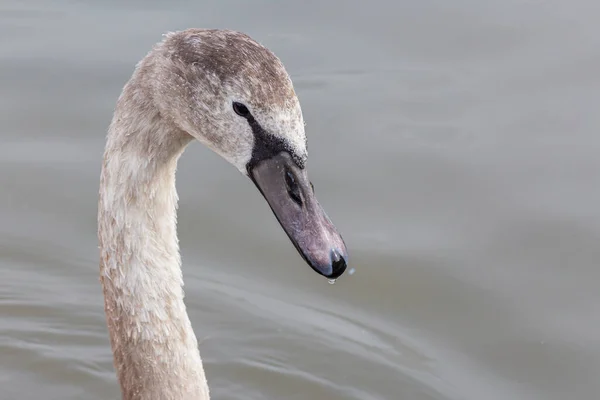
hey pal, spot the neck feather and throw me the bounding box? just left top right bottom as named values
left=98, top=78, right=209, bottom=399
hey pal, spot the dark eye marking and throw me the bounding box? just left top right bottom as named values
left=285, top=169, right=303, bottom=207
left=245, top=116, right=306, bottom=174
left=233, top=102, right=250, bottom=117
left=239, top=103, right=306, bottom=173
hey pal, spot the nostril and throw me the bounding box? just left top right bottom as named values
left=329, top=249, right=347, bottom=279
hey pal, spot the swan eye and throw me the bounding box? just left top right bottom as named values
left=233, top=102, right=250, bottom=117
left=285, top=169, right=303, bottom=206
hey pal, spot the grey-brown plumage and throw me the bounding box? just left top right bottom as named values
left=99, top=28, right=347, bottom=400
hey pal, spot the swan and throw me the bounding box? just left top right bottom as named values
left=98, top=29, right=348, bottom=399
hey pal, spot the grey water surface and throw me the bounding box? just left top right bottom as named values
left=1, top=1, right=600, bottom=399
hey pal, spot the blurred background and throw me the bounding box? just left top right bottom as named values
left=1, top=1, right=599, bottom=399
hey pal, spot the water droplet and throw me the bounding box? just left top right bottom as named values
left=349, top=268, right=356, bottom=275
left=327, top=278, right=336, bottom=285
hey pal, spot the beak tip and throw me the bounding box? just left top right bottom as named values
left=323, top=249, right=347, bottom=279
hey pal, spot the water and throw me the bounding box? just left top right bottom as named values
left=1, top=0, right=600, bottom=399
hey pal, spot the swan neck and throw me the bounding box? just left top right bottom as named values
left=98, top=86, right=209, bottom=399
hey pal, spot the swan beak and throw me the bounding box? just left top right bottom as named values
left=249, top=152, right=348, bottom=279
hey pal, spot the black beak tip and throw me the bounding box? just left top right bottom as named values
left=325, top=249, right=347, bottom=279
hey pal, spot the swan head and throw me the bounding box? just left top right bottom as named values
left=152, top=29, right=347, bottom=279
